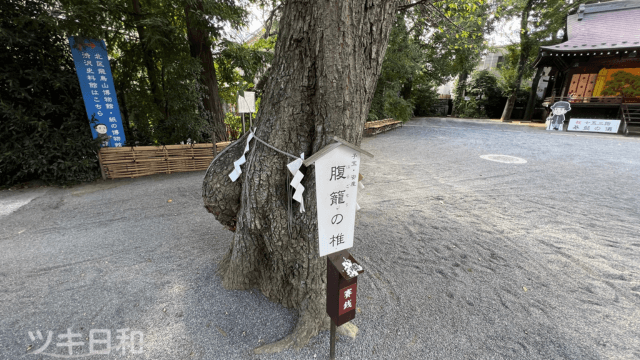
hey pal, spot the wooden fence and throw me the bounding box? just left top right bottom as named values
left=98, top=142, right=230, bottom=179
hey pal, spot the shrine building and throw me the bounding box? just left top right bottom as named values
left=530, top=0, right=640, bottom=134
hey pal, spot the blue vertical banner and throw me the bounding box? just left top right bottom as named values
left=69, top=37, right=126, bottom=147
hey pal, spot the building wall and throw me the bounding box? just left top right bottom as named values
left=478, top=51, right=505, bottom=71
left=437, top=48, right=507, bottom=97
left=562, top=56, right=640, bottom=98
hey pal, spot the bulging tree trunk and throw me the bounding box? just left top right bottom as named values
left=202, top=0, right=398, bottom=353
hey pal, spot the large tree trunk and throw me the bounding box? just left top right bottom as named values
left=202, top=0, right=398, bottom=353
left=130, top=0, right=166, bottom=121
left=500, top=0, right=534, bottom=122
left=185, top=0, right=228, bottom=143
left=451, top=70, right=468, bottom=117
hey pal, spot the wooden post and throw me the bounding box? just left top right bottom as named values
left=329, top=317, right=336, bottom=359
left=524, top=66, right=544, bottom=121
left=212, top=132, right=217, bottom=157
left=97, top=148, right=107, bottom=180
left=560, top=71, right=571, bottom=101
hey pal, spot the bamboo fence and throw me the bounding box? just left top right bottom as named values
left=98, top=142, right=230, bottom=179
left=364, top=118, right=402, bottom=136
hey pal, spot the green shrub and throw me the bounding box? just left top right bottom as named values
left=452, top=70, right=509, bottom=119
left=224, top=112, right=242, bottom=140
left=0, top=0, right=101, bottom=186
left=383, top=90, right=414, bottom=123
left=411, top=83, right=439, bottom=116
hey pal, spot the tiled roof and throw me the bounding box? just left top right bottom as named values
left=568, top=0, right=640, bottom=15
left=540, top=2, right=640, bottom=53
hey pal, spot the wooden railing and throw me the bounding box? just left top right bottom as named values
left=621, top=104, right=640, bottom=135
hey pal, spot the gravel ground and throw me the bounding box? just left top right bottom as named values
left=1, top=117, right=639, bottom=360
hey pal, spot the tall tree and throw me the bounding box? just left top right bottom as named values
left=499, top=0, right=533, bottom=121
left=130, top=0, right=165, bottom=120
left=184, top=0, right=246, bottom=143
left=419, top=0, right=496, bottom=117
left=367, top=0, right=495, bottom=121
left=203, top=0, right=484, bottom=353
left=499, top=0, right=589, bottom=121
left=59, top=0, right=253, bottom=145
left=203, top=0, right=398, bottom=352
left=368, top=14, right=423, bottom=122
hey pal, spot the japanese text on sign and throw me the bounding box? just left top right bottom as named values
left=315, top=145, right=361, bottom=256
left=69, top=37, right=126, bottom=147
left=338, top=283, right=357, bottom=316
left=567, top=118, right=621, bottom=134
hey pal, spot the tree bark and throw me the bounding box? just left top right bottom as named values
left=500, top=0, right=534, bottom=122
left=523, top=66, right=543, bottom=121
left=130, top=0, right=165, bottom=120
left=451, top=70, right=468, bottom=117
left=400, top=76, right=413, bottom=100
left=203, top=0, right=398, bottom=353
left=185, top=0, right=228, bottom=143
left=115, top=77, right=133, bottom=144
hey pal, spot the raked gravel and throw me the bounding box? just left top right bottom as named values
left=1, top=117, right=639, bottom=359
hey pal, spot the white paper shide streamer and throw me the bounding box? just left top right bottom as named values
left=227, top=130, right=305, bottom=212
left=342, top=257, right=363, bottom=278
left=287, top=154, right=305, bottom=213
left=356, top=180, right=364, bottom=210
left=228, top=132, right=254, bottom=182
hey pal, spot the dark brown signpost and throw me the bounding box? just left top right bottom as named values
left=327, top=250, right=363, bottom=326
left=303, top=137, right=372, bottom=359
left=326, top=250, right=364, bottom=359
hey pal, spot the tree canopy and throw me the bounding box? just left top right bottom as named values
left=368, top=0, right=496, bottom=122
left=58, top=0, right=253, bottom=144
left=1, top=0, right=102, bottom=186
left=2, top=0, right=591, bottom=182
left=1, top=0, right=273, bottom=186
left=494, top=0, right=589, bottom=120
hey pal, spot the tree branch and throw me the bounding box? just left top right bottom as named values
left=262, top=4, right=283, bottom=39
left=397, top=0, right=431, bottom=11
left=426, top=3, right=462, bottom=31
left=400, top=1, right=462, bottom=33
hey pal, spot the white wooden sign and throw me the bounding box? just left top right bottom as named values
left=237, top=91, right=255, bottom=113
left=314, top=145, right=361, bottom=256
left=568, top=118, right=620, bottom=133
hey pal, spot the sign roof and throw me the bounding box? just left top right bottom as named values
left=303, top=136, right=373, bottom=167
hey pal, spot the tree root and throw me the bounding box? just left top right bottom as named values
left=253, top=299, right=359, bottom=354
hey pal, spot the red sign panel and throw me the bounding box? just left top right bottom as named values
left=338, top=283, right=357, bottom=316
